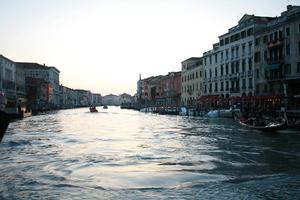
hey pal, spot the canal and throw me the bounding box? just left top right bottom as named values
left=1, top=107, right=300, bottom=199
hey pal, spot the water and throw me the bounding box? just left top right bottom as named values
left=1, top=107, right=300, bottom=199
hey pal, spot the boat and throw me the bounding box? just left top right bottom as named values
left=103, top=105, right=108, bottom=109
left=239, top=117, right=287, bottom=132
left=89, top=106, right=98, bottom=112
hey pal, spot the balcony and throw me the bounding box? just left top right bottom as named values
left=267, top=58, right=283, bottom=65
left=267, top=40, right=283, bottom=49
left=265, top=75, right=283, bottom=82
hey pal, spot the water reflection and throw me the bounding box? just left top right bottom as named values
left=1, top=107, right=300, bottom=199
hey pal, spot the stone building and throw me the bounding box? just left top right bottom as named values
left=17, top=62, right=60, bottom=108
left=254, top=5, right=300, bottom=98
left=0, top=55, right=16, bottom=111
left=181, top=57, right=203, bottom=107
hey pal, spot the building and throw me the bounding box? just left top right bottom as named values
left=0, top=55, right=17, bottom=112
left=158, top=71, right=181, bottom=107
left=102, top=94, right=120, bottom=106
left=181, top=57, right=203, bottom=107
left=26, top=77, right=53, bottom=111
left=119, top=93, right=134, bottom=105
left=91, top=93, right=102, bottom=106
left=138, top=75, right=164, bottom=105
left=59, top=85, right=79, bottom=108
left=75, top=89, right=91, bottom=107
left=254, top=5, right=300, bottom=99
left=17, top=62, right=60, bottom=108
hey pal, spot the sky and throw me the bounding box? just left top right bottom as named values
left=0, top=0, right=299, bottom=95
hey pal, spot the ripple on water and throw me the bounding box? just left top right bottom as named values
left=1, top=107, right=300, bottom=199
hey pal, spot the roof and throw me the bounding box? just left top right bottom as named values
left=0, top=54, right=15, bottom=63
left=181, top=57, right=202, bottom=63
left=17, top=62, right=60, bottom=73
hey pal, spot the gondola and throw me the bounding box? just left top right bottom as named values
left=239, top=117, right=287, bottom=132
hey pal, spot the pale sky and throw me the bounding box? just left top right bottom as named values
left=0, top=0, right=298, bottom=95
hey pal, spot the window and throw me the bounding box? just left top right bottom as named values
left=255, top=38, right=260, bottom=46
left=269, top=33, right=273, bottom=42
left=225, top=37, right=229, bottom=45
left=209, top=69, right=212, bottom=78
left=226, top=64, right=229, bottom=75
left=226, top=50, right=229, bottom=60
left=256, top=69, right=260, bottom=79
left=285, top=64, right=291, bottom=75
left=215, top=68, right=218, bottom=77
left=209, top=56, right=212, bottom=65
left=263, top=35, right=268, bottom=43
left=204, top=85, right=207, bottom=93
left=242, top=79, right=246, bottom=89
left=249, top=78, right=253, bottom=89
left=254, top=52, right=261, bottom=63
left=204, top=58, right=207, bottom=66
left=5, top=69, right=13, bottom=80
left=297, top=62, right=300, bottom=73
left=220, top=39, right=224, bottom=46
left=236, top=61, right=239, bottom=73
left=286, top=27, right=290, bottom=36
left=209, top=84, right=212, bottom=92
left=264, top=50, right=267, bottom=61
left=215, top=54, right=218, bottom=63
left=205, top=70, right=207, bottom=78
left=221, top=82, right=224, bottom=91
left=242, top=44, right=246, bottom=56
left=231, top=63, right=234, bottom=74
left=231, top=48, right=234, bottom=59
left=248, top=58, right=253, bottom=71
left=248, top=42, right=252, bottom=54
left=196, top=72, right=198, bottom=78
left=215, top=82, right=218, bottom=92
left=286, top=44, right=290, bottom=56
left=274, top=32, right=278, bottom=41
left=221, top=52, right=224, bottom=60
left=242, top=59, right=246, bottom=72
left=226, top=81, right=229, bottom=91
left=241, top=31, right=246, bottom=38
left=236, top=46, right=239, bottom=57
left=298, top=42, right=300, bottom=53
left=279, top=31, right=283, bottom=40
left=247, top=28, right=253, bottom=36
left=221, top=65, right=224, bottom=76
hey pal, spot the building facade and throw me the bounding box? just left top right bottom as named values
left=181, top=57, right=203, bottom=107
left=0, top=55, right=17, bottom=111
left=17, top=62, right=60, bottom=108
left=254, top=5, right=300, bottom=99
left=102, top=94, right=120, bottom=106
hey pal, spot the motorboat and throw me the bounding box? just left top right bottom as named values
left=89, top=106, right=98, bottom=112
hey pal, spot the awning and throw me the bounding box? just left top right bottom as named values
left=266, top=63, right=280, bottom=70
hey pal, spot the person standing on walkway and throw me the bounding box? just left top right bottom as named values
left=0, top=92, right=10, bottom=142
